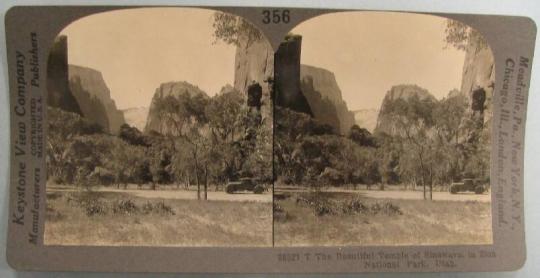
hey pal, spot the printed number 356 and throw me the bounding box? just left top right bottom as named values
left=262, top=9, right=290, bottom=24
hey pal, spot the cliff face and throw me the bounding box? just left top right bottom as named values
left=122, top=107, right=149, bottom=131
left=46, top=36, right=82, bottom=115
left=460, top=40, right=495, bottom=123
left=144, top=81, right=209, bottom=135
left=68, top=65, right=126, bottom=134
left=353, top=109, right=379, bottom=133
left=233, top=35, right=274, bottom=122
left=375, top=85, right=436, bottom=135
left=274, top=35, right=314, bottom=117
left=300, top=65, right=356, bottom=134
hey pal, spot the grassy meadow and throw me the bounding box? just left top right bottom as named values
left=45, top=190, right=272, bottom=246
left=274, top=191, right=492, bottom=246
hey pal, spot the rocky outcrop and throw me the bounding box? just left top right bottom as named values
left=233, top=34, right=274, bottom=122
left=68, top=65, right=126, bottom=134
left=122, top=107, right=149, bottom=131
left=274, top=35, right=313, bottom=117
left=460, top=40, right=495, bottom=124
left=144, top=81, right=209, bottom=135
left=46, top=35, right=82, bottom=115
left=300, top=65, right=356, bottom=134
left=353, top=109, right=379, bottom=133
left=374, top=85, right=436, bottom=135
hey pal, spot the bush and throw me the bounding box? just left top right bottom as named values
left=112, top=199, right=138, bottom=215
left=253, top=185, right=265, bottom=194
left=370, top=202, right=402, bottom=216
left=141, top=201, right=175, bottom=215
left=340, top=199, right=369, bottom=214
left=67, top=192, right=108, bottom=216
left=313, top=202, right=334, bottom=216
left=85, top=200, right=107, bottom=216
left=46, top=204, right=65, bottom=221
left=273, top=203, right=294, bottom=222
left=294, top=194, right=402, bottom=217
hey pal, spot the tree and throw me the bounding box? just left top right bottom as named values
left=46, top=107, right=103, bottom=183
left=154, top=93, right=210, bottom=199
left=349, top=124, right=377, bottom=147
left=212, top=12, right=262, bottom=46
left=118, top=124, right=149, bottom=147
left=444, top=19, right=488, bottom=51
left=205, top=87, right=244, bottom=143
left=107, top=141, right=148, bottom=189
left=432, top=93, right=470, bottom=184
left=149, top=146, right=173, bottom=189
left=386, top=95, right=436, bottom=199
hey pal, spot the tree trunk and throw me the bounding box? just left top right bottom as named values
left=194, top=151, right=200, bottom=200
left=429, top=164, right=434, bottom=200
left=204, top=165, right=208, bottom=201
left=419, top=152, right=427, bottom=200
left=196, top=170, right=200, bottom=200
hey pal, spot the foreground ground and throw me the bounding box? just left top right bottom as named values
left=45, top=188, right=272, bottom=246
left=274, top=191, right=492, bottom=246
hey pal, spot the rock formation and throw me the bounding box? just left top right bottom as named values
left=460, top=39, right=495, bottom=125
left=144, top=81, right=209, bottom=135
left=353, top=109, right=379, bottom=133
left=300, top=65, right=356, bottom=135
left=374, top=84, right=436, bottom=135
left=233, top=34, right=274, bottom=122
left=68, top=65, right=126, bottom=134
left=234, top=33, right=356, bottom=135
left=46, top=35, right=125, bottom=134
left=46, top=35, right=81, bottom=115
left=122, top=107, right=149, bottom=131
left=274, top=35, right=313, bottom=116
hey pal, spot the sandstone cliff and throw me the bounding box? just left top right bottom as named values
left=233, top=34, right=274, bottom=121
left=68, top=65, right=126, bottom=134
left=375, top=85, right=436, bottom=135
left=144, top=81, right=209, bottom=135
left=300, top=64, right=356, bottom=134
left=122, top=107, right=149, bottom=131
left=460, top=39, right=495, bottom=123
left=46, top=36, right=82, bottom=115
left=274, top=35, right=313, bottom=117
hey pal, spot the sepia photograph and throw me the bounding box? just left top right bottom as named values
left=273, top=11, right=494, bottom=246
left=44, top=8, right=273, bottom=246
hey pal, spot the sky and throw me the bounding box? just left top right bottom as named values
left=292, top=11, right=467, bottom=111
left=61, top=8, right=236, bottom=109
left=61, top=9, right=467, bottom=111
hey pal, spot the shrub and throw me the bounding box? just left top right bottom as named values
left=340, top=199, right=369, bottom=214
left=112, top=199, right=139, bottom=215
left=141, top=201, right=175, bottom=215
left=46, top=204, right=65, bottom=221
left=84, top=200, right=107, bottom=216
left=313, top=202, right=334, bottom=216
left=273, top=203, right=294, bottom=222
left=295, top=193, right=402, bottom=217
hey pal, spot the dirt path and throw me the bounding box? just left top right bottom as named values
left=48, top=186, right=272, bottom=203
left=359, top=190, right=491, bottom=202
